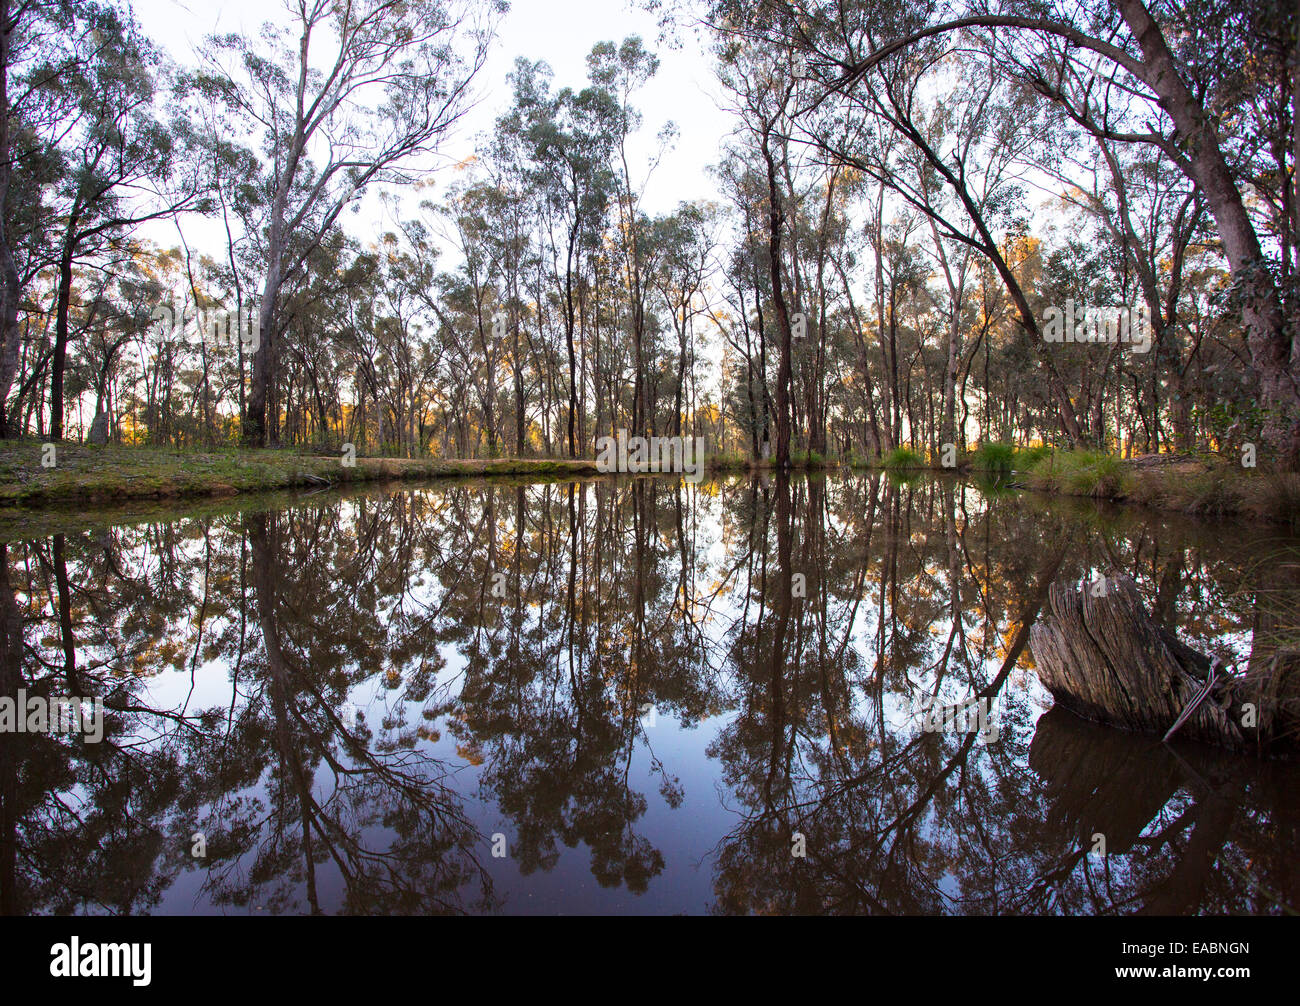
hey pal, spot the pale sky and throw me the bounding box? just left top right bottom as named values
left=132, top=0, right=733, bottom=260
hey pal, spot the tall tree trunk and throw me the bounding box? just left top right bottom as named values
left=563, top=230, right=578, bottom=458
left=246, top=256, right=279, bottom=448
left=763, top=129, right=794, bottom=469
left=0, top=0, right=19, bottom=439
left=1117, top=0, right=1299, bottom=466
left=49, top=239, right=76, bottom=441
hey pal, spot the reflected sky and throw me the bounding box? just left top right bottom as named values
left=1, top=473, right=1296, bottom=915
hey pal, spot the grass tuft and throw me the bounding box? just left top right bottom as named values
left=882, top=446, right=926, bottom=471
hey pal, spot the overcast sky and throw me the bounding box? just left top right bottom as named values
left=132, top=0, right=733, bottom=259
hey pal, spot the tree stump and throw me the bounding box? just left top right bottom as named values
left=1029, top=574, right=1249, bottom=751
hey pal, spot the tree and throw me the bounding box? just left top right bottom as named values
left=40, top=4, right=201, bottom=440
left=502, top=57, right=616, bottom=456
left=705, top=0, right=1300, bottom=465
left=196, top=0, right=497, bottom=448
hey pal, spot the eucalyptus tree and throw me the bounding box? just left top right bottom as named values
left=479, top=129, right=537, bottom=454
left=717, top=40, right=800, bottom=466
left=35, top=5, right=205, bottom=441
left=195, top=0, right=497, bottom=448
left=74, top=252, right=162, bottom=445
left=700, top=0, right=1300, bottom=464
left=809, top=29, right=1088, bottom=445
left=366, top=231, right=447, bottom=458
left=588, top=37, right=668, bottom=442
left=0, top=0, right=72, bottom=436
left=429, top=181, right=517, bottom=456
left=649, top=201, right=716, bottom=438
left=500, top=57, right=616, bottom=456
left=0, top=0, right=23, bottom=435
left=1041, top=135, right=1206, bottom=451
left=712, top=150, right=774, bottom=459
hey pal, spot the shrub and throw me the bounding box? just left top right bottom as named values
left=705, top=452, right=750, bottom=470
left=1017, top=445, right=1051, bottom=469
left=844, top=450, right=880, bottom=468
left=967, top=442, right=1017, bottom=473
left=883, top=446, right=925, bottom=470
left=1031, top=450, right=1131, bottom=497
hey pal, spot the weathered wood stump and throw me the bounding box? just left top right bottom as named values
left=1029, top=574, right=1250, bottom=751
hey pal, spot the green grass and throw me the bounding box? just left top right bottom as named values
left=1021, top=449, right=1299, bottom=525
left=1027, top=449, right=1131, bottom=498
left=882, top=446, right=926, bottom=471
left=705, top=448, right=835, bottom=470
left=789, top=448, right=832, bottom=468
left=1017, top=445, right=1052, bottom=469
left=704, top=451, right=752, bottom=470
left=844, top=450, right=878, bottom=469
left=1124, top=459, right=1300, bottom=527
left=963, top=442, right=1050, bottom=474
left=0, top=440, right=600, bottom=509
left=965, top=442, right=1016, bottom=474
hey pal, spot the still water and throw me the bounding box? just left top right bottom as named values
left=1, top=473, right=1296, bottom=915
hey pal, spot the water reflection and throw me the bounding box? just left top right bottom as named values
left=1, top=473, right=1296, bottom=914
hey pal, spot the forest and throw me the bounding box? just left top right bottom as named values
left=2, top=0, right=1300, bottom=930
left=0, top=0, right=1294, bottom=472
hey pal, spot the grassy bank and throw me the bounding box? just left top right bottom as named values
left=0, top=441, right=599, bottom=508
left=801, top=441, right=1300, bottom=526
left=1024, top=450, right=1300, bottom=526
left=704, top=449, right=836, bottom=471
left=4, top=441, right=1294, bottom=526
left=840, top=443, right=1051, bottom=473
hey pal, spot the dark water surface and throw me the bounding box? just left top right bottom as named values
left=2, top=473, right=1297, bottom=915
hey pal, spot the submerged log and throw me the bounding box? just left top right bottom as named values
left=1029, top=574, right=1252, bottom=752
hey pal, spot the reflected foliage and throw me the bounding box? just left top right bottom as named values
left=1, top=474, right=1296, bottom=914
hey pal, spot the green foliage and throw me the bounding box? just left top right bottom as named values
left=1028, top=450, right=1130, bottom=497
left=965, top=442, right=1050, bottom=473
left=966, top=442, right=1016, bottom=473
left=1017, top=445, right=1051, bottom=468
left=0, top=442, right=599, bottom=508
left=704, top=451, right=751, bottom=470
left=882, top=446, right=925, bottom=470
left=788, top=449, right=829, bottom=467
left=844, top=450, right=885, bottom=469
